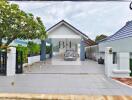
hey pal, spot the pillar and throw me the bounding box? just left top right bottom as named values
left=49, top=39, right=53, bottom=58
left=7, top=47, right=16, bottom=76
left=105, top=47, right=113, bottom=77
left=80, top=40, right=85, bottom=61
left=40, top=40, right=46, bottom=61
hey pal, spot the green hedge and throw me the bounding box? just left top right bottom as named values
left=16, top=45, right=28, bottom=64
left=27, top=42, right=40, bottom=56
left=130, top=59, right=132, bottom=76
left=16, top=42, right=52, bottom=63
left=46, top=46, right=52, bottom=54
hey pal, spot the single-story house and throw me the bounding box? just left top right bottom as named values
left=40, top=20, right=90, bottom=61
left=99, top=21, right=132, bottom=59
left=86, top=20, right=132, bottom=61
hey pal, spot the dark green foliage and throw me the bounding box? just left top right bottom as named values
left=95, top=34, right=107, bottom=43
left=46, top=46, right=52, bottom=54
left=16, top=45, right=28, bottom=63
left=28, top=41, right=52, bottom=55
left=27, top=41, right=40, bottom=56
left=0, top=0, right=46, bottom=47
left=130, top=59, right=132, bottom=76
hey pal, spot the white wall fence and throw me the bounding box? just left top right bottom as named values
left=85, top=46, right=131, bottom=77
left=28, top=54, right=49, bottom=65
left=4, top=47, right=51, bottom=76
left=105, top=47, right=131, bottom=77
left=28, top=55, right=40, bottom=65
left=5, top=47, right=131, bottom=77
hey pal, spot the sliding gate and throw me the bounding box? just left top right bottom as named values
left=16, top=50, right=23, bottom=74
left=0, top=50, right=7, bottom=75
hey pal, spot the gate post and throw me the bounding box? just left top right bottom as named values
left=105, top=47, right=113, bottom=77
left=7, top=47, right=16, bottom=76
left=40, top=40, right=46, bottom=61
left=80, top=40, right=85, bottom=61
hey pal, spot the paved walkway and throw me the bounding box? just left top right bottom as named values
left=0, top=60, right=132, bottom=95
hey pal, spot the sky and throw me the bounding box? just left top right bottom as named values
left=10, top=1, right=132, bottom=40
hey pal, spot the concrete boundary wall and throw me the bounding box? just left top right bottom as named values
left=28, top=55, right=40, bottom=65
left=105, top=47, right=131, bottom=77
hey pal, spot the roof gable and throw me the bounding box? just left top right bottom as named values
left=47, top=20, right=89, bottom=39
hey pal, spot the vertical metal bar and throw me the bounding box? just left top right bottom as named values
left=0, top=50, right=1, bottom=72
left=2, top=52, right=4, bottom=74
left=20, top=51, right=23, bottom=73
left=5, top=51, right=7, bottom=75
left=16, top=50, right=18, bottom=73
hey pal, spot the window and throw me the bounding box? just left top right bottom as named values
left=69, top=41, right=71, bottom=48
left=113, top=52, right=117, bottom=64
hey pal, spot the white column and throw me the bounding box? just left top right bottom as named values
left=7, top=47, right=16, bottom=76
left=105, top=47, right=113, bottom=77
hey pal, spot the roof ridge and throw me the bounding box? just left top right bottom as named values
left=46, top=20, right=89, bottom=39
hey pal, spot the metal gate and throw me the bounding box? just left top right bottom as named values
left=16, top=50, right=23, bottom=74
left=0, top=50, right=7, bottom=75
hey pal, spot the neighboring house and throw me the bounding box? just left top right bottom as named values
left=98, top=21, right=132, bottom=59
left=46, top=20, right=89, bottom=61
left=85, top=21, right=132, bottom=62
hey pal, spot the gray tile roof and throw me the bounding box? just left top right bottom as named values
left=102, top=21, right=132, bottom=42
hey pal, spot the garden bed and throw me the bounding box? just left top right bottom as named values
left=113, top=78, right=132, bottom=86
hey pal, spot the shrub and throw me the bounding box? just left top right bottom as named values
left=27, top=41, right=40, bottom=56
left=16, top=45, right=28, bottom=64
left=46, top=46, right=52, bottom=54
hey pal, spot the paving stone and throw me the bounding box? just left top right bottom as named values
left=0, top=60, right=131, bottom=95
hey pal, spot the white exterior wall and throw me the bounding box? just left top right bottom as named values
left=48, top=24, right=82, bottom=56
left=28, top=55, right=40, bottom=65
left=85, top=45, right=99, bottom=61
left=48, top=24, right=81, bottom=39
left=99, top=37, right=132, bottom=52
left=105, top=47, right=131, bottom=77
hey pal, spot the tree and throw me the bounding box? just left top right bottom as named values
left=95, top=34, right=107, bottom=43
left=0, top=0, right=46, bottom=48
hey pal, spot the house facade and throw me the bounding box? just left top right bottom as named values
left=41, top=20, right=89, bottom=61
left=98, top=21, right=132, bottom=59
left=86, top=21, right=132, bottom=61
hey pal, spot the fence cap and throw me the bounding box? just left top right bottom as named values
left=8, top=47, right=16, bottom=53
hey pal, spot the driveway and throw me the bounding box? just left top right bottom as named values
left=24, top=60, right=104, bottom=74
left=0, top=60, right=132, bottom=95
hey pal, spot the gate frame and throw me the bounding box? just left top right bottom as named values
left=0, top=50, right=7, bottom=75
left=16, top=50, right=23, bottom=74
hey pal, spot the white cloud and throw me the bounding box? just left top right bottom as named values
left=10, top=1, right=132, bottom=39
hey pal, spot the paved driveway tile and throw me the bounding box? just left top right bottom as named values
left=0, top=60, right=132, bottom=95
